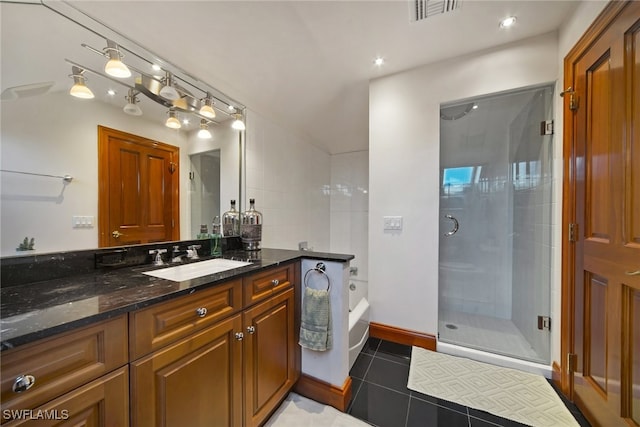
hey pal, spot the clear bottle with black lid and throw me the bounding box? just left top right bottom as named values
left=241, top=198, right=262, bottom=251
left=222, top=200, right=240, bottom=237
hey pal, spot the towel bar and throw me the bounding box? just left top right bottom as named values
left=304, top=262, right=331, bottom=292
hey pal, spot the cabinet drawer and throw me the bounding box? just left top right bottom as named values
left=2, top=366, right=129, bottom=426
left=243, top=263, right=295, bottom=306
left=0, top=315, right=128, bottom=421
left=130, top=279, right=242, bottom=359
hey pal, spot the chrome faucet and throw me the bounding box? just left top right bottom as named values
left=149, top=248, right=167, bottom=266
left=187, top=245, right=201, bottom=260
left=171, top=245, right=187, bottom=263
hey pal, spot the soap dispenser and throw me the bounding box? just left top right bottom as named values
left=211, top=216, right=222, bottom=256
left=241, top=198, right=262, bottom=251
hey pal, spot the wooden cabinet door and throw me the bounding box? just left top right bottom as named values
left=243, top=288, right=296, bottom=427
left=130, top=314, right=243, bottom=427
left=98, top=126, right=180, bottom=247
left=3, top=366, right=129, bottom=427
left=564, top=2, right=640, bottom=426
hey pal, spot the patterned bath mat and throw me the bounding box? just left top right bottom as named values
left=408, top=347, right=579, bottom=427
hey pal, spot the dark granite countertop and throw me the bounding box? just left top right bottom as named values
left=0, top=248, right=353, bottom=351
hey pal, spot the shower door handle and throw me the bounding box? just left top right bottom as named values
left=444, top=215, right=459, bottom=236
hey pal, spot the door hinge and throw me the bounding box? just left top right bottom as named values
left=540, top=120, right=554, bottom=135
left=189, top=171, right=195, bottom=180
left=569, top=223, right=578, bottom=242
left=172, top=219, right=175, bottom=228
left=537, top=316, right=551, bottom=331
left=567, top=353, right=577, bottom=373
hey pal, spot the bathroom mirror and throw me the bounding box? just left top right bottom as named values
left=0, top=1, right=244, bottom=256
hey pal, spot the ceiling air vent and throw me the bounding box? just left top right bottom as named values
left=412, top=0, right=461, bottom=22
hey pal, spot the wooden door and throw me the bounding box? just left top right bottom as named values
left=562, top=2, right=640, bottom=426
left=98, top=126, right=179, bottom=247
left=130, top=314, right=243, bottom=427
left=243, top=288, right=296, bottom=427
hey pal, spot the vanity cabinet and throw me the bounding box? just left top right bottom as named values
left=130, top=261, right=300, bottom=427
left=0, top=315, right=129, bottom=426
left=0, top=261, right=300, bottom=427
left=243, top=287, right=297, bottom=427
left=130, top=313, right=244, bottom=426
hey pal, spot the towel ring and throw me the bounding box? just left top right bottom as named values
left=304, top=262, right=331, bottom=292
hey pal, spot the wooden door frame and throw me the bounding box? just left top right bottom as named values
left=97, top=125, right=180, bottom=247
left=559, top=0, right=631, bottom=399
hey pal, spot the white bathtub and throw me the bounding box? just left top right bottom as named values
left=348, top=280, right=369, bottom=370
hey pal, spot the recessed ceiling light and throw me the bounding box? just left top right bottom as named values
left=152, top=64, right=162, bottom=71
left=182, top=118, right=190, bottom=125
left=374, top=57, right=385, bottom=66
left=107, top=89, right=116, bottom=96
left=500, top=16, right=517, bottom=28
left=472, top=104, right=478, bottom=110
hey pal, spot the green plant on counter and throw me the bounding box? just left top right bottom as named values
left=17, top=237, right=35, bottom=251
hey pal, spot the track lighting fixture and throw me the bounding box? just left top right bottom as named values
left=69, top=66, right=94, bottom=99
left=197, top=119, right=212, bottom=139
left=165, top=109, right=181, bottom=129
left=199, top=95, right=216, bottom=119
left=123, top=88, right=142, bottom=116
left=159, top=72, right=180, bottom=100
left=104, top=40, right=131, bottom=78
left=231, top=113, right=245, bottom=131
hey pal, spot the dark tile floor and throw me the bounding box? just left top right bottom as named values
left=347, top=338, right=592, bottom=427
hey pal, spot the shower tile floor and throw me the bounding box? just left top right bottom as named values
left=438, top=309, right=545, bottom=363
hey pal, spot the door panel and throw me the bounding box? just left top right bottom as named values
left=98, top=126, right=179, bottom=247
left=564, top=2, right=640, bottom=426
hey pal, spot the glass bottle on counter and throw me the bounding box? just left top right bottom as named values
left=241, top=198, right=262, bottom=251
left=211, top=216, right=222, bottom=256
left=197, top=224, right=209, bottom=239
left=222, top=200, right=240, bottom=237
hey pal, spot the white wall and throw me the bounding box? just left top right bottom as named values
left=330, top=151, right=368, bottom=281
left=369, top=32, right=559, bottom=342
left=244, top=109, right=330, bottom=251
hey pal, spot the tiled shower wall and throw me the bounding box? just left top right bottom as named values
left=244, top=109, right=331, bottom=251
left=330, top=151, right=369, bottom=294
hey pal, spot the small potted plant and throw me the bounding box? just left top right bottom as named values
left=16, top=237, right=35, bottom=252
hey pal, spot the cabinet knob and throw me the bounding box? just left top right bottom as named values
left=271, top=279, right=279, bottom=286
left=12, top=375, right=35, bottom=393
left=235, top=332, right=244, bottom=341
left=247, top=326, right=256, bottom=334
left=195, top=307, right=208, bottom=317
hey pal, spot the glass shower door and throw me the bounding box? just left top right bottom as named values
left=438, top=85, right=554, bottom=364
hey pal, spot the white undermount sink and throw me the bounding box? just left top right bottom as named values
left=143, top=258, right=252, bottom=282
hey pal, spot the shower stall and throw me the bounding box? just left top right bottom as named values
left=438, top=85, right=554, bottom=366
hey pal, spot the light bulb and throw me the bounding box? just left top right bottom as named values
left=105, top=58, right=131, bottom=78
left=69, top=73, right=94, bottom=99
left=198, top=128, right=212, bottom=139
left=165, top=110, right=181, bottom=129
left=232, top=114, right=245, bottom=131
left=160, top=72, right=180, bottom=100
left=104, top=41, right=131, bottom=78
left=199, top=97, right=216, bottom=119
left=123, top=103, right=142, bottom=116
left=160, top=85, right=180, bottom=100
left=500, top=16, right=517, bottom=28
left=198, top=119, right=212, bottom=139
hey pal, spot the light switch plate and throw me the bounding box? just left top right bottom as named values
left=383, top=216, right=403, bottom=231
left=72, top=215, right=94, bottom=228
